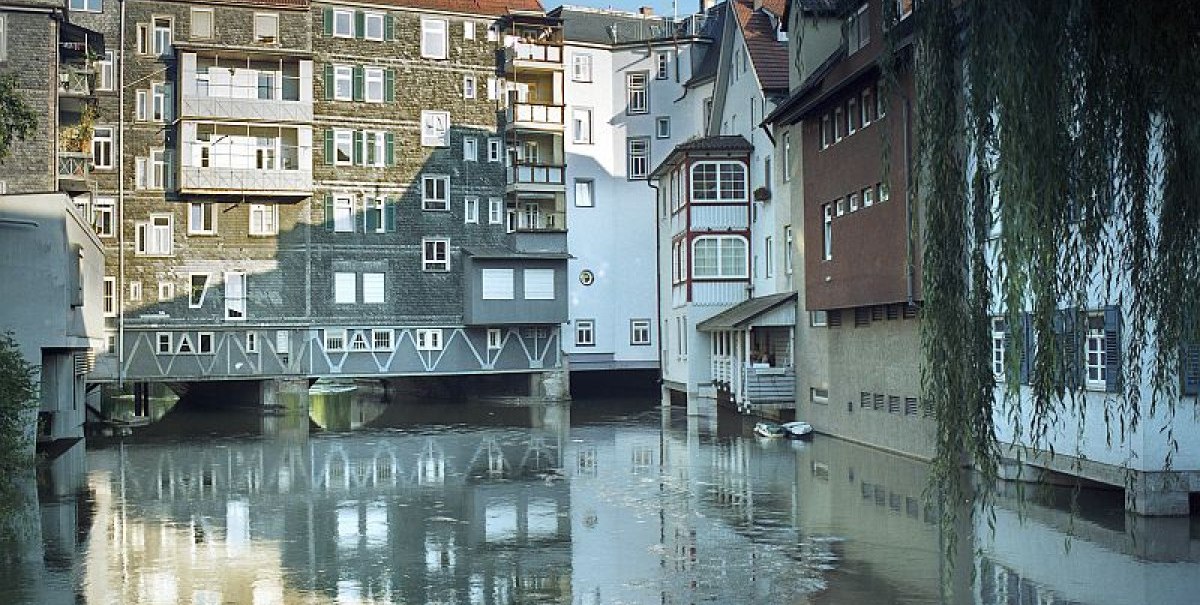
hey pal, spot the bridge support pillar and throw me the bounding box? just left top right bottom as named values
left=530, top=368, right=570, bottom=401
left=259, top=378, right=310, bottom=409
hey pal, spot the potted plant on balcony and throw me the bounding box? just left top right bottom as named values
left=58, top=103, right=97, bottom=153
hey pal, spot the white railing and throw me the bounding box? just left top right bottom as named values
left=507, top=163, right=565, bottom=186
left=508, top=42, right=563, bottom=64
left=507, top=103, right=564, bottom=126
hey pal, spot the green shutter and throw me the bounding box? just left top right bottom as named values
left=366, top=199, right=380, bottom=232
left=384, top=197, right=396, bottom=232
left=323, top=64, right=334, bottom=101
left=324, top=129, right=334, bottom=165
left=354, top=10, right=365, bottom=39
left=324, top=194, right=334, bottom=231
left=384, top=69, right=395, bottom=103
left=1104, top=305, right=1122, bottom=393
left=384, top=132, right=395, bottom=166
left=352, top=66, right=364, bottom=101
left=323, top=7, right=333, bottom=37
left=352, top=130, right=363, bottom=165
left=384, top=13, right=394, bottom=41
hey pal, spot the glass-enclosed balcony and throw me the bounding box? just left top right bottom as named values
left=179, top=53, right=313, bottom=122
left=178, top=123, right=312, bottom=196
left=505, top=103, right=565, bottom=130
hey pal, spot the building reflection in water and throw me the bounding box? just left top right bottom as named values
left=5, top=392, right=1200, bottom=604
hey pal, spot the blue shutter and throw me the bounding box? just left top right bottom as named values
left=1054, top=307, right=1080, bottom=390
left=1182, top=344, right=1200, bottom=396
left=1103, top=305, right=1122, bottom=393
left=1020, top=312, right=1033, bottom=385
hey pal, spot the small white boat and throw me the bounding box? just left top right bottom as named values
left=781, top=421, right=814, bottom=440
left=753, top=422, right=786, bottom=438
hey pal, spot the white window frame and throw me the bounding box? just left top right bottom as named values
left=224, top=271, right=246, bottom=320
left=188, top=202, right=217, bottom=235
left=574, top=179, right=594, bottom=208
left=626, top=72, right=649, bottom=114
left=333, top=195, right=355, bottom=232
left=656, top=52, right=670, bottom=79
left=822, top=204, right=833, bottom=260
left=136, top=90, right=149, bottom=121
left=362, top=272, right=385, bottom=304
left=421, top=18, right=448, bottom=59
left=324, top=328, right=346, bottom=352
left=630, top=319, right=652, bottom=346
left=372, top=328, right=394, bottom=351
left=691, top=235, right=748, bottom=279
left=98, top=51, right=116, bottom=91
left=464, top=196, right=479, bottom=224
left=487, top=137, right=502, bottom=162
left=249, top=203, right=278, bottom=236
left=137, top=212, right=174, bottom=256
left=422, top=175, right=450, bottom=211
left=764, top=236, right=774, bottom=277
left=488, top=197, right=503, bottom=224
left=189, top=273, right=211, bottom=308
left=196, top=332, right=214, bottom=355
left=70, top=0, right=102, bottom=12
left=572, top=108, right=592, bottom=144
left=334, top=272, right=356, bottom=304
left=1085, top=314, right=1107, bottom=390
left=784, top=225, right=794, bottom=274
left=333, top=65, right=353, bottom=101
left=463, top=75, right=476, bottom=99
left=333, top=129, right=353, bottom=165
left=463, top=137, right=478, bottom=162
left=93, top=197, right=115, bottom=237
left=103, top=277, right=116, bottom=317
left=572, top=53, right=592, bottom=82
left=421, top=110, right=450, bottom=147
left=92, top=126, right=114, bottom=169
left=364, top=12, right=385, bottom=41
left=487, top=328, right=503, bottom=350
left=364, top=67, right=385, bottom=103
left=481, top=269, right=514, bottom=300
left=156, top=332, right=173, bottom=354
left=129, top=280, right=142, bottom=302
left=422, top=238, right=450, bottom=272
left=253, top=12, right=279, bottom=43
left=689, top=161, right=748, bottom=202
left=332, top=9, right=353, bottom=38
left=245, top=332, right=258, bottom=353
left=991, top=317, right=1006, bottom=380
left=415, top=328, right=443, bottom=351
left=783, top=133, right=792, bottom=181
left=523, top=268, right=555, bottom=300
left=151, top=83, right=170, bottom=121
left=464, top=21, right=476, bottom=40
left=575, top=320, right=595, bottom=346
left=627, top=138, right=649, bottom=180
left=863, top=186, right=874, bottom=208
left=158, top=281, right=175, bottom=302
left=656, top=117, right=671, bottom=139
left=152, top=17, right=173, bottom=57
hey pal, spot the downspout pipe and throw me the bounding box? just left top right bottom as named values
left=903, top=96, right=914, bottom=307
left=117, top=0, right=127, bottom=387
left=647, top=177, right=664, bottom=386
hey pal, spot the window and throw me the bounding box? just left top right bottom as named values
left=153, top=18, right=172, bottom=57
left=92, top=127, right=113, bottom=169
left=690, top=161, right=747, bottom=202
left=333, top=129, right=353, bottom=165
left=421, top=18, right=448, bottom=59
left=188, top=203, right=217, bottom=234
left=136, top=90, right=149, bottom=120
left=524, top=269, right=555, bottom=300
left=783, top=133, right=792, bottom=181
left=847, top=4, right=869, bottom=53
left=992, top=317, right=1006, bottom=379
left=334, top=272, right=356, bottom=304
left=784, top=225, right=794, bottom=274
left=575, top=320, right=595, bottom=346
left=102, top=277, right=115, bottom=316
left=481, top=269, right=514, bottom=300
left=364, top=67, right=384, bottom=102
left=363, top=197, right=385, bottom=232
left=836, top=197, right=846, bottom=216
left=254, top=13, right=278, bottom=42
left=878, top=182, right=890, bottom=204
left=626, top=72, right=648, bottom=114
left=627, top=138, right=649, bottom=180
left=333, top=65, right=352, bottom=100
left=332, top=9, right=353, bottom=37
left=98, top=51, right=116, bottom=91
left=822, top=204, right=833, bottom=260
left=70, top=0, right=102, bottom=11
left=487, top=328, right=503, bottom=350
left=159, top=281, right=175, bottom=301
left=691, top=236, right=747, bottom=278
left=125, top=281, right=140, bottom=303
left=488, top=198, right=503, bottom=224
left=849, top=192, right=859, bottom=212
left=423, top=239, right=449, bottom=271
left=156, top=333, right=173, bottom=354
left=656, top=117, right=671, bottom=139
left=372, top=329, right=393, bottom=351
left=487, top=138, right=502, bottom=162
left=324, top=329, right=346, bottom=351
left=572, top=108, right=592, bottom=144
left=897, top=0, right=913, bottom=21
left=460, top=75, right=477, bottom=99
left=421, top=110, right=450, bottom=147
left=463, top=21, right=476, bottom=40
left=94, top=198, right=115, bottom=237
left=151, top=83, right=170, bottom=121
left=464, top=197, right=479, bottom=224
left=364, top=12, right=384, bottom=41
left=249, top=204, right=278, bottom=235
left=656, top=52, right=670, bottom=79
left=333, top=195, right=354, bottom=232
left=422, top=175, right=449, bottom=211
left=764, top=236, right=774, bottom=277
left=136, top=24, right=150, bottom=55
left=848, top=97, right=859, bottom=135
left=189, top=273, right=211, bottom=308
left=246, top=332, right=258, bottom=353
left=810, top=310, right=828, bottom=327
left=574, top=179, right=594, bottom=208
left=363, top=273, right=385, bottom=304
left=361, top=130, right=387, bottom=167
left=224, top=272, right=246, bottom=319
left=463, top=137, right=478, bottom=161
left=1085, top=314, right=1106, bottom=389
left=834, top=106, right=844, bottom=141
left=416, top=329, right=443, bottom=351
left=195, top=332, right=213, bottom=355
left=136, top=213, right=173, bottom=256
left=821, top=114, right=831, bottom=148
left=630, top=319, right=651, bottom=345
left=572, top=53, right=592, bottom=82
left=134, top=149, right=170, bottom=190
left=863, top=187, right=874, bottom=208
left=861, top=87, right=874, bottom=126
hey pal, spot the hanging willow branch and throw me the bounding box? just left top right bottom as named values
left=914, top=0, right=1200, bottom=587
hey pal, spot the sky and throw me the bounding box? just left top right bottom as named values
left=553, top=0, right=709, bottom=20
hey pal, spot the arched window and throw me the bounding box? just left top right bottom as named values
left=691, top=235, right=748, bottom=278
left=690, top=161, right=747, bottom=202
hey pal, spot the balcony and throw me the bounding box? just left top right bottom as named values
left=179, top=142, right=311, bottom=196
left=57, top=152, right=93, bottom=192
left=502, top=42, right=563, bottom=73
left=506, top=162, right=565, bottom=194
left=505, top=103, right=564, bottom=131
left=179, top=54, right=313, bottom=122
left=58, top=66, right=94, bottom=98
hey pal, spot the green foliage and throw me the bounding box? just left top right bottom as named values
left=0, top=333, right=38, bottom=473
left=0, top=73, right=37, bottom=162
left=912, top=0, right=1200, bottom=586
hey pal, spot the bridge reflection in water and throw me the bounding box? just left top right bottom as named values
left=3, top=394, right=1200, bottom=604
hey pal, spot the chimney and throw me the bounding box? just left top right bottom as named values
left=700, top=0, right=716, bottom=15
left=639, top=6, right=654, bottom=16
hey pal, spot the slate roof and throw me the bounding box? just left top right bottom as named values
left=354, top=0, right=544, bottom=17
left=552, top=6, right=683, bottom=45
left=696, top=292, right=797, bottom=331
left=462, top=247, right=571, bottom=259
left=649, top=135, right=753, bottom=177
left=762, top=46, right=843, bottom=126
left=732, top=0, right=790, bottom=92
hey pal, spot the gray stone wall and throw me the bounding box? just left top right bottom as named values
left=0, top=10, right=56, bottom=193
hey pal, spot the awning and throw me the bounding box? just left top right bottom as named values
left=696, top=292, right=797, bottom=332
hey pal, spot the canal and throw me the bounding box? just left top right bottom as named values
left=1, top=388, right=1197, bottom=604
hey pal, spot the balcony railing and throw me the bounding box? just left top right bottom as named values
left=510, top=210, right=566, bottom=232
left=58, top=67, right=94, bottom=97
left=506, top=103, right=564, bottom=127
left=507, top=163, right=565, bottom=186
left=58, top=152, right=92, bottom=179
left=506, top=42, right=563, bottom=64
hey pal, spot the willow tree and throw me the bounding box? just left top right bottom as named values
left=913, top=0, right=1200, bottom=573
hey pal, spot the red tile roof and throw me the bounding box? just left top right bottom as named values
left=732, top=0, right=790, bottom=92
left=343, top=0, right=544, bottom=17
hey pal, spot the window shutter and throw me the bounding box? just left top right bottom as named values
left=366, top=200, right=379, bottom=232
left=384, top=69, right=395, bottom=102
left=352, top=130, right=363, bottom=165
left=384, top=14, right=394, bottom=40
left=384, top=197, right=396, bottom=232
left=1020, top=312, right=1033, bottom=385
left=324, top=194, right=334, bottom=231
left=354, top=11, right=365, bottom=39
left=1104, top=305, right=1122, bottom=393
left=384, top=132, right=395, bottom=166
left=1181, top=344, right=1200, bottom=396
left=324, top=129, right=334, bottom=165
left=352, top=66, right=364, bottom=101
left=323, top=7, right=333, bottom=37
left=323, top=64, right=334, bottom=101
left=1054, top=307, right=1080, bottom=390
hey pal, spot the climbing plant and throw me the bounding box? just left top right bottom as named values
left=0, top=333, right=38, bottom=474
left=911, top=0, right=1200, bottom=584
left=0, top=73, right=37, bottom=162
